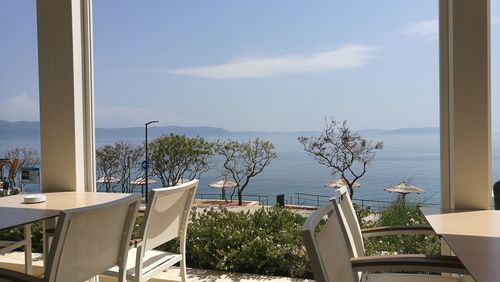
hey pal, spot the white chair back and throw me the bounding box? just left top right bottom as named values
left=44, top=194, right=141, bottom=282
left=140, top=179, right=198, bottom=251
left=301, top=201, right=359, bottom=282
left=333, top=187, right=365, bottom=257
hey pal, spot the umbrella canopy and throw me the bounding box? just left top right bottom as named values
left=384, top=182, right=425, bottom=195
left=96, top=176, right=120, bottom=183
left=130, top=177, right=157, bottom=185
left=324, top=179, right=360, bottom=189
left=209, top=179, right=237, bottom=189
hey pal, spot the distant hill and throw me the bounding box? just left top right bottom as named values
left=0, top=121, right=233, bottom=140
left=0, top=120, right=440, bottom=141
left=384, top=127, right=439, bottom=135
left=97, top=126, right=232, bottom=140
left=0, top=120, right=40, bottom=140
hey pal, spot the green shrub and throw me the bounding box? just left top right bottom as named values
left=0, top=222, right=43, bottom=253
left=364, top=199, right=441, bottom=256
left=157, top=206, right=313, bottom=279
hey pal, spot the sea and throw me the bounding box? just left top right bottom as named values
left=1, top=131, right=500, bottom=208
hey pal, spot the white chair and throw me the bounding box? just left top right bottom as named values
left=0, top=194, right=141, bottom=282
left=301, top=187, right=469, bottom=282
left=104, top=179, right=198, bottom=282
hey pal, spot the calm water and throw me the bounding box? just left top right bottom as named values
left=2, top=132, right=500, bottom=206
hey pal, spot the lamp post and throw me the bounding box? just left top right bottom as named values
left=145, top=120, right=158, bottom=203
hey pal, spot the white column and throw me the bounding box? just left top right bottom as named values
left=37, top=0, right=95, bottom=192
left=440, top=0, right=491, bottom=209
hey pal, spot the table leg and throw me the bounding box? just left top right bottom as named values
left=42, top=218, right=56, bottom=269
left=23, top=224, right=32, bottom=274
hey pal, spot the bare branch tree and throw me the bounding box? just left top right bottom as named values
left=115, top=141, right=144, bottom=193
left=3, top=147, right=40, bottom=186
left=216, top=138, right=277, bottom=206
left=95, top=144, right=121, bottom=192
left=298, top=117, right=383, bottom=198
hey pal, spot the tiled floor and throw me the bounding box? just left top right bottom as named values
left=0, top=252, right=313, bottom=282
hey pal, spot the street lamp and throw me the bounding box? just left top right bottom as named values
left=145, top=120, right=159, bottom=203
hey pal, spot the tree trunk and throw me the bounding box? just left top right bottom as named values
left=238, top=189, right=243, bottom=206
left=348, top=186, right=354, bottom=199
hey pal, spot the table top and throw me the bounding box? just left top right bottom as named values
left=0, top=192, right=130, bottom=230
left=421, top=208, right=500, bottom=282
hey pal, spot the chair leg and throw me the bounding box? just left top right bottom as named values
left=24, top=224, right=32, bottom=274
left=180, top=236, right=187, bottom=282
left=180, top=259, right=187, bottom=282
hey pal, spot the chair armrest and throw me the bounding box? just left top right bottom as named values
left=45, top=228, right=55, bottom=235
left=0, top=267, right=44, bottom=282
left=362, top=226, right=435, bottom=238
left=129, top=239, right=143, bottom=247
left=351, top=254, right=469, bottom=275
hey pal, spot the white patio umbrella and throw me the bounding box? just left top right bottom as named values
left=324, top=179, right=361, bottom=189
left=130, top=177, right=157, bottom=185
left=96, top=176, right=120, bottom=193
left=209, top=179, right=237, bottom=201
left=384, top=181, right=425, bottom=202
left=384, top=182, right=425, bottom=194
left=96, top=176, right=120, bottom=183
left=130, top=177, right=157, bottom=197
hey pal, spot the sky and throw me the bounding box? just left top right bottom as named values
left=0, top=1, right=499, bottom=132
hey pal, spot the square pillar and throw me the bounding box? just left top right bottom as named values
left=37, top=0, right=95, bottom=192
left=440, top=0, right=491, bottom=209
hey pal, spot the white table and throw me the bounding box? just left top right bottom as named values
left=0, top=192, right=131, bottom=272
left=421, top=208, right=500, bottom=282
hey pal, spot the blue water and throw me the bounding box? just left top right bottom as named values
left=2, top=132, right=500, bottom=206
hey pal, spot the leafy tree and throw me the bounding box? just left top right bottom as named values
left=115, top=141, right=144, bottom=193
left=95, top=141, right=144, bottom=193
left=149, top=134, right=214, bottom=187
left=217, top=138, right=276, bottom=205
left=3, top=147, right=40, bottom=186
left=95, top=144, right=121, bottom=192
left=298, top=117, right=383, bottom=198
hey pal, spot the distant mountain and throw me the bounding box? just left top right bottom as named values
left=0, top=120, right=40, bottom=140
left=356, top=129, right=388, bottom=135
left=384, top=127, right=439, bottom=135
left=0, top=120, right=440, bottom=141
left=97, top=126, right=232, bottom=140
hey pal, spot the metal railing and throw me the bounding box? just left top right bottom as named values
left=196, top=192, right=440, bottom=210
left=293, top=193, right=330, bottom=207
left=196, top=193, right=269, bottom=206
left=293, top=192, right=441, bottom=210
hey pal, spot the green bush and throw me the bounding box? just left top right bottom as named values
left=364, top=199, right=441, bottom=256
left=157, top=206, right=313, bottom=279
left=0, top=222, right=44, bottom=253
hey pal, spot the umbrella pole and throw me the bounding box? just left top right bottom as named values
left=399, top=193, right=406, bottom=204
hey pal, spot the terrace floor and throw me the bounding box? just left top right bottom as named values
left=0, top=252, right=312, bottom=282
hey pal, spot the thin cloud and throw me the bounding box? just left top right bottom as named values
left=165, top=45, right=376, bottom=79
left=0, top=94, right=39, bottom=121
left=402, top=20, right=438, bottom=40
left=403, top=18, right=500, bottom=40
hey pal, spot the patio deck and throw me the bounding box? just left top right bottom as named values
left=0, top=252, right=312, bottom=282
